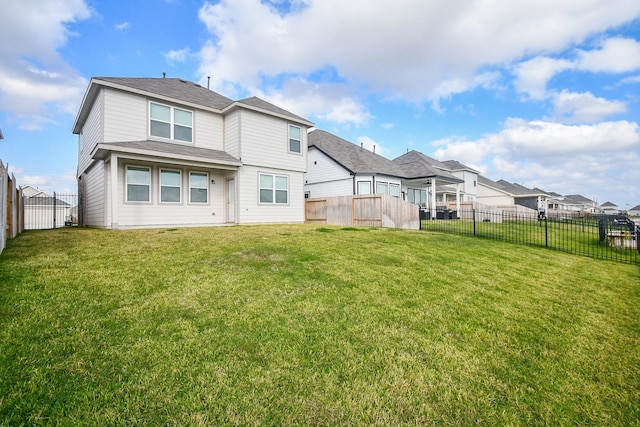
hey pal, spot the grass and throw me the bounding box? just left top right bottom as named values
left=421, top=216, right=640, bottom=264
left=0, top=225, right=639, bottom=425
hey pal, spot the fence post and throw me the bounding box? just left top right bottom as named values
left=473, top=208, right=476, bottom=236
left=545, top=217, right=548, bottom=247
left=53, top=191, right=57, bottom=229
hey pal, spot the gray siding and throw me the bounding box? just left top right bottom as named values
left=238, top=110, right=307, bottom=173
left=84, top=161, right=106, bottom=227
left=103, top=88, right=147, bottom=142
left=78, top=90, right=104, bottom=176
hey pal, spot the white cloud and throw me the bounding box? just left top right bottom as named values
left=576, top=37, right=640, bottom=73
left=552, top=90, right=627, bottom=123
left=196, top=0, right=640, bottom=119
left=513, top=57, right=573, bottom=100
left=513, top=37, right=640, bottom=100
left=433, top=118, right=640, bottom=202
left=115, top=21, right=130, bottom=31
left=164, top=48, right=191, bottom=65
left=0, top=0, right=91, bottom=130
left=255, top=78, right=373, bottom=125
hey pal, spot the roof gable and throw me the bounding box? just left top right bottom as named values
left=309, top=129, right=405, bottom=177
left=73, top=77, right=312, bottom=133
left=232, top=96, right=312, bottom=125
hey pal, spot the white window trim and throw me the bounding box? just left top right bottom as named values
left=259, top=173, right=289, bottom=205
left=389, top=183, right=400, bottom=198
left=288, top=124, right=302, bottom=154
left=159, top=168, right=182, bottom=204
left=189, top=171, right=209, bottom=204
left=149, top=101, right=193, bottom=142
left=357, top=181, right=371, bottom=195
left=376, top=181, right=389, bottom=194
left=125, top=165, right=152, bottom=203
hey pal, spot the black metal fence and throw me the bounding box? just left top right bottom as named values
left=23, top=192, right=79, bottom=230
left=421, top=208, right=639, bottom=264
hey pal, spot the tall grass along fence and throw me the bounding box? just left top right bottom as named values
left=421, top=207, right=639, bottom=264
left=0, top=160, right=23, bottom=255
left=306, top=194, right=419, bottom=229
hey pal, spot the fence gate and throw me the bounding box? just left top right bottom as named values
left=23, top=192, right=79, bottom=230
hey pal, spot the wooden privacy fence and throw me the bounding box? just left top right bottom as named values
left=0, top=159, right=23, bottom=255
left=306, top=194, right=419, bottom=230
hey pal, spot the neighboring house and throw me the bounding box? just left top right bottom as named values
left=600, top=201, right=619, bottom=215
left=392, top=152, right=476, bottom=204
left=22, top=186, right=72, bottom=230
left=304, top=129, right=463, bottom=216
left=477, top=176, right=549, bottom=210
left=73, top=77, right=313, bottom=229
left=552, top=194, right=600, bottom=213
left=627, top=204, right=640, bottom=217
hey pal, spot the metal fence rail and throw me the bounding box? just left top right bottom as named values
left=421, top=208, right=639, bottom=264
left=24, top=192, right=79, bottom=230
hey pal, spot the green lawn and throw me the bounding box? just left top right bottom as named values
left=1, top=225, right=639, bottom=425
left=421, top=216, right=640, bottom=264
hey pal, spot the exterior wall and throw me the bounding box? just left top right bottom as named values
left=103, top=88, right=147, bottom=143
left=236, top=165, right=305, bottom=224
left=238, top=110, right=307, bottom=172
left=223, top=110, right=240, bottom=158
left=476, top=185, right=514, bottom=206
left=304, top=148, right=353, bottom=198
left=84, top=161, right=106, bottom=227
left=194, top=110, right=224, bottom=151
left=78, top=89, right=104, bottom=175
left=103, top=88, right=225, bottom=150
left=113, top=158, right=231, bottom=229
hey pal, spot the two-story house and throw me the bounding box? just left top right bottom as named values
left=73, top=77, right=313, bottom=229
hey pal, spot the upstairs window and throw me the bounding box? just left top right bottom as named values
left=150, top=102, right=193, bottom=142
left=289, top=125, right=301, bottom=153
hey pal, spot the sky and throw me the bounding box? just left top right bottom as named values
left=1, top=0, right=640, bottom=209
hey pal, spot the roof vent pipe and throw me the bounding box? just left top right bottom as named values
left=207, top=76, right=210, bottom=89
left=373, top=145, right=376, bottom=154
left=162, top=72, right=166, bottom=78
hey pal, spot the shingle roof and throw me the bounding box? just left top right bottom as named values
left=394, top=150, right=450, bottom=172
left=600, top=201, right=618, bottom=207
left=95, top=77, right=235, bottom=110
left=478, top=176, right=543, bottom=197
left=24, top=195, right=71, bottom=206
left=564, top=194, right=596, bottom=204
left=392, top=151, right=462, bottom=182
left=309, top=129, right=407, bottom=177
left=93, top=140, right=241, bottom=166
left=440, top=159, right=479, bottom=173
left=74, top=77, right=312, bottom=133
left=235, top=96, right=311, bottom=125
left=309, top=130, right=462, bottom=183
